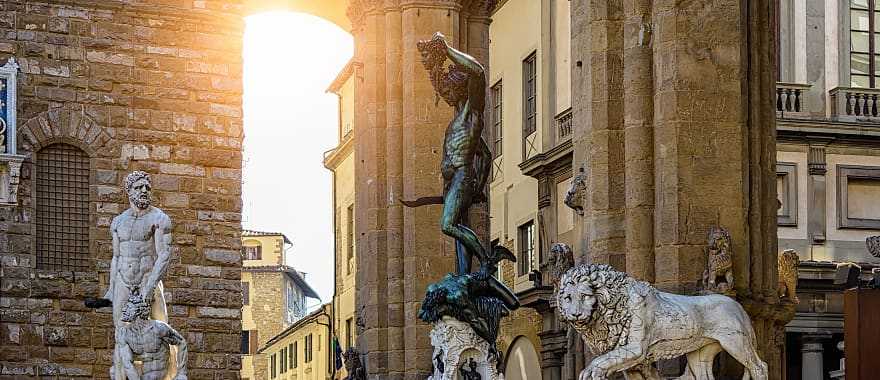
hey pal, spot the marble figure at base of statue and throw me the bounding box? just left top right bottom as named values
left=428, top=317, right=502, bottom=380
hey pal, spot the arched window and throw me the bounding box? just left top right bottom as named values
left=35, top=143, right=90, bottom=271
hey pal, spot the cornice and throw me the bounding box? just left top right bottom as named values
left=777, top=118, right=880, bottom=147
left=323, top=134, right=355, bottom=170
left=519, top=139, right=574, bottom=178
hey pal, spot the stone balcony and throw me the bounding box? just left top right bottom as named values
left=555, top=107, right=572, bottom=142
left=830, top=86, right=880, bottom=123
left=776, top=82, right=812, bottom=118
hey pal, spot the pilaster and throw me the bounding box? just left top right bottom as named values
left=349, top=1, right=494, bottom=378
left=807, top=141, right=831, bottom=244
left=572, top=0, right=791, bottom=378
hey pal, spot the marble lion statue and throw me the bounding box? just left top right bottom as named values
left=556, top=264, right=767, bottom=380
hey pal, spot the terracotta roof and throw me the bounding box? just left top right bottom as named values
left=242, top=229, right=292, bottom=245
left=242, top=265, right=321, bottom=300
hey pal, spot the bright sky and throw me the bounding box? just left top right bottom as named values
left=242, top=12, right=353, bottom=304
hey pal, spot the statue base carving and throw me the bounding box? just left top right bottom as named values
left=428, top=317, right=504, bottom=380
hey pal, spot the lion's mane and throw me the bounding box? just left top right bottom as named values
left=557, top=264, right=650, bottom=354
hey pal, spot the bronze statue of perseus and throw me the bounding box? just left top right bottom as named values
left=405, top=32, right=493, bottom=276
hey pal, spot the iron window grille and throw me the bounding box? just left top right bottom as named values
left=35, top=143, right=90, bottom=272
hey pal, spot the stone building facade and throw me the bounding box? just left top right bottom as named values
left=258, top=304, right=333, bottom=380
left=776, top=1, right=880, bottom=379
left=241, top=230, right=320, bottom=380
left=486, top=0, right=575, bottom=379
left=0, top=1, right=245, bottom=378
left=324, top=58, right=358, bottom=380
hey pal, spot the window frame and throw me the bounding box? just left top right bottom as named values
left=837, top=164, right=880, bottom=229
left=243, top=244, right=262, bottom=260
left=522, top=52, right=538, bottom=160
left=304, top=334, right=313, bottom=363
left=517, top=220, right=536, bottom=276
left=241, top=330, right=250, bottom=354
left=288, top=343, right=294, bottom=369
left=491, top=80, right=503, bottom=158
left=346, top=317, right=354, bottom=349
left=346, top=204, right=355, bottom=275
left=293, top=341, right=298, bottom=368
left=776, top=162, right=799, bottom=227
left=280, top=347, right=287, bottom=373
left=848, top=0, right=880, bottom=87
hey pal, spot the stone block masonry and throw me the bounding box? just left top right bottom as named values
left=0, top=1, right=245, bottom=379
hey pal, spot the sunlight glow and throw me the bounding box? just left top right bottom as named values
left=242, top=12, right=353, bottom=303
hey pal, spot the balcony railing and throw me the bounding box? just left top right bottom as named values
left=556, top=108, right=572, bottom=141
left=775, top=82, right=811, bottom=116
left=830, top=86, right=880, bottom=120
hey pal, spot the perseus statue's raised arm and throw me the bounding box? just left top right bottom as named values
left=435, top=32, right=484, bottom=77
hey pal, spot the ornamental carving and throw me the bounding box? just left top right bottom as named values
left=547, top=243, right=574, bottom=289
left=702, top=226, right=734, bottom=296
left=556, top=264, right=768, bottom=380
left=867, top=235, right=880, bottom=258
left=778, top=249, right=800, bottom=303
left=427, top=317, right=503, bottom=380
left=564, top=167, right=587, bottom=216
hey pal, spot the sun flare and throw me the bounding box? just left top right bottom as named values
left=242, top=11, right=353, bottom=303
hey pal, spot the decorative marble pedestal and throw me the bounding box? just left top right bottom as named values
left=428, top=317, right=504, bottom=380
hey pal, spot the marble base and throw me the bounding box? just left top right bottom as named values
left=428, top=316, right=504, bottom=380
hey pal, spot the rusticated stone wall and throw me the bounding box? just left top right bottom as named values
left=0, top=1, right=244, bottom=378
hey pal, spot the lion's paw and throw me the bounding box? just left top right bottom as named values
left=582, top=363, right=607, bottom=380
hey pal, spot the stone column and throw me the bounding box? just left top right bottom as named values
left=801, top=335, right=828, bottom=380
left=572, top=0, right=793, bottom=378
left=623, top=0, right=655, bottom=282
left=348, top=1, right=493, bottom=378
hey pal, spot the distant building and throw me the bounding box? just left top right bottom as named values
left=325, top=59, right=358, bottom=379
left=488, top=0, right=573, bottom=378
left=259, top=304, right=334, bottom=380
left=241, top=230, right=321, bottom=380
left=775, top=1, right=880, bottom=378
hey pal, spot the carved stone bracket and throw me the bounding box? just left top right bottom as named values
left=428, top=317, right=504, bottom=380
left=0, top=153, right=24, bottom=206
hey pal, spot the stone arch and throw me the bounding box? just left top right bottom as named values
left=17, top=108, right=113, bottom=157
left=244, top=0, right=350, bottom=31
left=503, top=336, right=542, bottom=380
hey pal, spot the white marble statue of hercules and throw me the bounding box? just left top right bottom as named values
left=106, top=170, right=175, bottom=380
